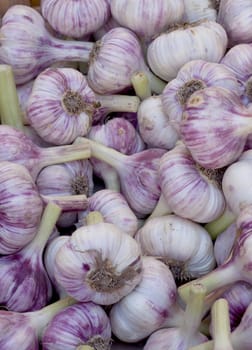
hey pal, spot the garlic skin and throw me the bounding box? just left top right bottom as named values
left=110, top=256, right=177, bottom=343
left=79, top=189, right=139, bottom=237
left=137, top=95, right=179, bottom=150
left=42, top=302, right=111, bottom=350
left=41, top=0, right=110, bottom=38
left=214, top=223, right=237, bottom=266
left=0, top=161, right=43, bottom=255
left=87, top=27, right=165, bottom=95
left=54, top=221, right=142, bottom=305
left=162, top=60, right=242, bottom=131
left=183, top=0, right=218, bottom=23
left=147, top=20, right=228, bottom=82
left=36, top=160, right=94, bottom=227
left=135, top=215, right=216, bottom=281
left=157, top=142, right=226, bottom=223
left=110, top=0, right=184, bottom=42
left=181, top=87, right=252, bottom=169
left=217, top=0, right=252, bottom=47
left=93, top=16, right=120, bottom=41
left=27, top=68, right=94, bottom=145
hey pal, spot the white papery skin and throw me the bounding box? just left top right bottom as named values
left=147, top=20, right=228, bottom=81
left=110, top=256, right=177, bottom=342
left=111, top=0, right=184, bottom=41
left=41, top=0, right=110, bottom=38
left=158, top=142, right=226, bottom=223
left=54, top=222, right=142, bottom=305
left=183, top=0, right=218, bottom=23
left=217, top=0, right=252, bottom=47
left=213, top=223, right=237, bottom=266
left=135, top=215, right=216, bottom=280
left=27, top=67, right=95, bottom=145
left=78, top=189, right=139, bottom=237
left=137, top=95, right=179, bottom=149
left=161, top=60, right=242, bottom=131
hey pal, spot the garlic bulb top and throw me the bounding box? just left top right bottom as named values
left=54, top=217, right=143, bottom=305
left=183, top=0, right=218, bottom=23
left=217, top=0, right=252, bottom=47
left=147, top=20, right=228, bottom=82
left=41, top=0, right=110, bottom=38
left=110, top=0, right=184, bottom=41
left=135, top=215, right=216, bottom=282
left=162, top=59, right=242, bottom=131
left=110, top=256, right=177, bottom=343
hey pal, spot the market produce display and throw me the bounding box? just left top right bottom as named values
left=1, top=1, right=252, bottom=350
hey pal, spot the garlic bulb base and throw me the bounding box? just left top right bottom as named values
left=0, top=65, right=24, bottom=131
left=62, top=90, right=95, bottom=116
left=177, top=79, right=205, bottom=105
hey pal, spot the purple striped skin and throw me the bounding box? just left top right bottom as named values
left=42, top=302, right=111, bottom=350
left=0, top=5, right=93, bottom=85
left=41, top=0, right=110, bottom=38
left=0, top=161, right=43, bottom=255
left=231, top=300, right=252, bottom=349
left=111, top=0, right=184, bottom=42
left=158, top=142, right=226, bottom=223
left=84, top=189, right=138, bottom=237
left=0, top=311, right=38, bottom=350
left=0, top=248, right=53, bottom=312
left=87, top=27, right=149, bottom=94
left=180, top=86, right=252, bottom=169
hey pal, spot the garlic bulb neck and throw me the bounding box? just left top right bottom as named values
left=177, top=79, right=205, bottom=105
left=89, top=40, right=102, bottom=63
left=62, top=90, right=95, bottom=116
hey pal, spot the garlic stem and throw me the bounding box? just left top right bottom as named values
left=29, top=202, right=61, bottom=249
left=131, top=71, right=152, bottom=100
left=34, top=140, right=91, bottom=179
left=49, top=37, right=94, bottom=63
left=180, top=283, right=207, bottom=345
left=178, top=263, right=239, bottom=304
left=204, top=206, right=236, bottom=240
left=102, top=169, right=121, bottom=192
left=30, top=296, right=77, bottom=338
left=41, top=194, right=88, bottom=212
left=97, top=94, right=140, bottom=113
left=211, top=299, right=233, bottom=350
left=0, top=65, right=25, bottom=130
left=86, top=211, right=104, bottom=225
left=77, top=346, right=95, bottom=350
left=148, top=192, right=172, bottom=219
left=145, top=69, right=166, bottom=94
left=189, top=341, right=213, bottom=350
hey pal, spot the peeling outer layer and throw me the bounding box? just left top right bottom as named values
left=54, top=222, right=143, bottom=305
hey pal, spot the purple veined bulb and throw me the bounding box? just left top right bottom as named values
left=78, top=189, right=139, bottom=237
left=110, top=0, right=184, bottom=43
left=41, top=302, right=112, bottom=349
left=41, top=0, right=110, bottom=38
left=93, top=16, right=120, bottom=41
left=36, top=160, right=94, bottom=228
left=214, top=223, right=237, bottom=266
left=161, top=59, right=243, bottom=132
left=0, top=5, right=94, bottom=84
left=0, top=202, right=61, bottom=312
left=87, top=27, right=166, bottom=95
left=26, top=67, right=140, bottom=145
left=87, top=117, right=145, bottom=191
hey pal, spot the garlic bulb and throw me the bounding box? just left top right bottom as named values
left=42, top=302, right=112, bottom=349
left=54, top=212, right=142, bottom=305
left=135, top=215, right=216, bottom=282
left=110, top=256, right=177, bottom=342
left=147, top=20, right=228, bottom=82
left=36, top=160, right=94, bottom=228
left=214, top=223, right=237, bottom=266
left=181, top=86, right=252, bottom=169
left=110, top=0, right=184, bottom=42
left=151, top=142, right=226, bottom=223
left=16, top=80, right=34, bottom=125
left=217, top=0, right=252, bottom=47
left=87, top=27, right=166, bottom=95
left=41, top=0, right=110, bottom=38
left=79, top=189, right=139, bottom=237
left=0, top=202, right=61, bottom=312
left=183, top=0, right=218, bottom=23
left=93, top=16, right=120, bottom=41
left=0, top=5, right=94, bottom=84
left=27, top=67, right=140, bottom=145
left=161, top=59, right=242, bottom=131
left=137, top=95, right=179, bottom=149
left=0, top=161, right=43, bottom=255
